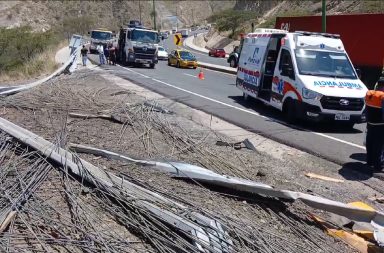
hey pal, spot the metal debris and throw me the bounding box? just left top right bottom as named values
left=216, top=138, right=257, bottom=151
left=0, top=117, right=232, bottom=252
left=68, top=142, right=384, bottom=246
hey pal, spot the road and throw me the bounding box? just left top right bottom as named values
left=160, top=30, right=230, bottom=67
left=89, top=36, right=368, bottom=170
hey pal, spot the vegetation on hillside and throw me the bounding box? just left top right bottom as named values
left=0, top=13, right=101, bottom=81
left=0, top=26, right=61, bottom=80
left=208, top=9, right=255, bottom=38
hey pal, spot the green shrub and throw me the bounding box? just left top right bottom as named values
left=208, top=9, right=256, bottom=38
left=0, top=26, right=59, bottom=74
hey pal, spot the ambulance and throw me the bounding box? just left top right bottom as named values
left=236, top=29, right=368, bottom=127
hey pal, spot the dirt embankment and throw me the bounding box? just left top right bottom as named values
left=1, top=65, right=384, bottom=251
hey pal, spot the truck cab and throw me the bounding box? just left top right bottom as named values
left=117, top=27, right=160, bottom=68
left=236, top=29, right=367, bottom=127
left=89, top=29, right=114, bottom=54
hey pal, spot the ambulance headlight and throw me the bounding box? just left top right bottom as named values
left=302, top=87, right=322, bottom=100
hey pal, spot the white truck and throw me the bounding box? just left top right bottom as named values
left=236, top=29, right=367, bottom=127
left=117, top=26, right=160, bottom=68
left=180, top=29, right=189, bottom=38
left=88, top=29, right=114, bottom=54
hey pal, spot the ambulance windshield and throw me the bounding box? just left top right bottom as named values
left=295, top=50, right=357, bottom=79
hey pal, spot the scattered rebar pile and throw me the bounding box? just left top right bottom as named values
left=0, top=71, right=359, bottom=252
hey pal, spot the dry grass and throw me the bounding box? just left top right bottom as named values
left=0, top=40, right=66, bottom=83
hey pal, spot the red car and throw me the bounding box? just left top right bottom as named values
left=208, top=48, right=226, bottom=58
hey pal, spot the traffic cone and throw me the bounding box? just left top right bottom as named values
left=198, top=68, right=205, bottom=80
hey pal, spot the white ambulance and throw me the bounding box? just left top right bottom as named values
left=236, top=29, right=367, bottom=127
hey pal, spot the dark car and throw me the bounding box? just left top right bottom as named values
left=227, top=46, right=240, bottom=68
left=208, top=48, right=226, bottom=58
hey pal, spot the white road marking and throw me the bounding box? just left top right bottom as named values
left=183, top=73, right=197, bottom=78
left=118, top=65, right=366, bottom=150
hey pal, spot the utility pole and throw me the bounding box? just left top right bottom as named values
left=139, top=0, right=142, bottom=23
left=322, top=0, right=326, bottom=32
left=176, top=6, right=178, bottom=30
left=152, top=0, right=156, bottom=30
left=192, top=9, right=194, bottom=25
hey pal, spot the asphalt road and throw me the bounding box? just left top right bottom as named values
left=89, top=36, right=368, bottom=170
left=160, top=30, right=230, bottom=67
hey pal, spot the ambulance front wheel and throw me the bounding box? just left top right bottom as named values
left=283, top=99, right=297, bottom=124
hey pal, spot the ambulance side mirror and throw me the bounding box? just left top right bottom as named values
left=281, top=64, right=294, bottom=80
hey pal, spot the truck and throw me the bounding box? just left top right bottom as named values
left=88, top=29, right=114, bottom=54
left=117, top=26, right=160, bottom=68
left=275, top=14, right=384, bottom=89
left=180, top=29, right=189, bottom=38
left=236, top=29, right=367, bottom=127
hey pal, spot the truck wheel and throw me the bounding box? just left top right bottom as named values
left=230, top=58, right=236, bottom=68
left=176, top=61, right=180, bottom=68
left=149, top=63, right=155, bottom=69
left=168, top=59, right=171, bottom=66
left=283, top=99, right=297, bottom=124
left=122, top=53, right=127, bottom=66
left=243, top=92, right=250, bottom=103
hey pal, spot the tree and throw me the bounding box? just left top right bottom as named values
left=208, top=10, right=255, bottom=38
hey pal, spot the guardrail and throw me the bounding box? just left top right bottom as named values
left=0, top=35, right=85, bottom=96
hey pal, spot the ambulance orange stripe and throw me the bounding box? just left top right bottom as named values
left=283, top=82, right=302, bottom=102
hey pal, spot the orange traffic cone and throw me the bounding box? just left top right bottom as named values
left=198, top=68, right=205, bottom=80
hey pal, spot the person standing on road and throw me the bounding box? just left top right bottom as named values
left=97, top=44, right=105, bottom=65
left=108, top=44, right=116, bottom=65
left=104, top=45, right=109, bottom=65
left=80, top=45, right=88, bottom=66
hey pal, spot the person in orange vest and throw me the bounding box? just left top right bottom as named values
left=365, top=83, right=384, bottom=170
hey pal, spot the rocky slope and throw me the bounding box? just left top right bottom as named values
left=0, top=0, right=235, bottom=32
left=203, top=0, right=383, bottom=52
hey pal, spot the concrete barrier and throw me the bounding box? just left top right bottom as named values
left=198, top=61, right=237, bottom=75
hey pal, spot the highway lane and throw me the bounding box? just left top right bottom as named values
left=159, top=31, right=230, bottom=67
left=161, top=35, right=367, bottom=148
left=88, top=35, right=369, bottom=169
left=89, top=60, right=366, bottom=168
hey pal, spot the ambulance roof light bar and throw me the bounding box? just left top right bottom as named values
left=295, top=31, right=340, bottom=39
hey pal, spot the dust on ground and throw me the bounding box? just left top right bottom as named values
left=1, top=67, right=380, bottom=252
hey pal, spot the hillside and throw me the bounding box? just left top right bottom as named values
left=0, top=0, right=235, bottom=33
left=203, top=0, right=384, bottom=51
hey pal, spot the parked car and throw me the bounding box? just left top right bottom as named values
left=168, top=49, right=197, bottom=69
left=209, top=48, right=226, bottom=58
left=160, top=32, right=168, bottom=40
left=227, top=46, right=240, bottom=68
left=157, top=46, right=168, bottom=60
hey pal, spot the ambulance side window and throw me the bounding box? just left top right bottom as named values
left=279, top=49, right=295, bottom=80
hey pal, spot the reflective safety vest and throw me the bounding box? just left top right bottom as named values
left=365, top=90, right=384, bottom=124
left=366, top=90, right=384, bottom=108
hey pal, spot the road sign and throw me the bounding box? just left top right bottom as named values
left=173, top=34, right=182, bottom=46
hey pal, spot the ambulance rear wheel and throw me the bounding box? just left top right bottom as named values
left=283, top=99, right=297, bottom=124
left=230, top=58, right=237, bottom=68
